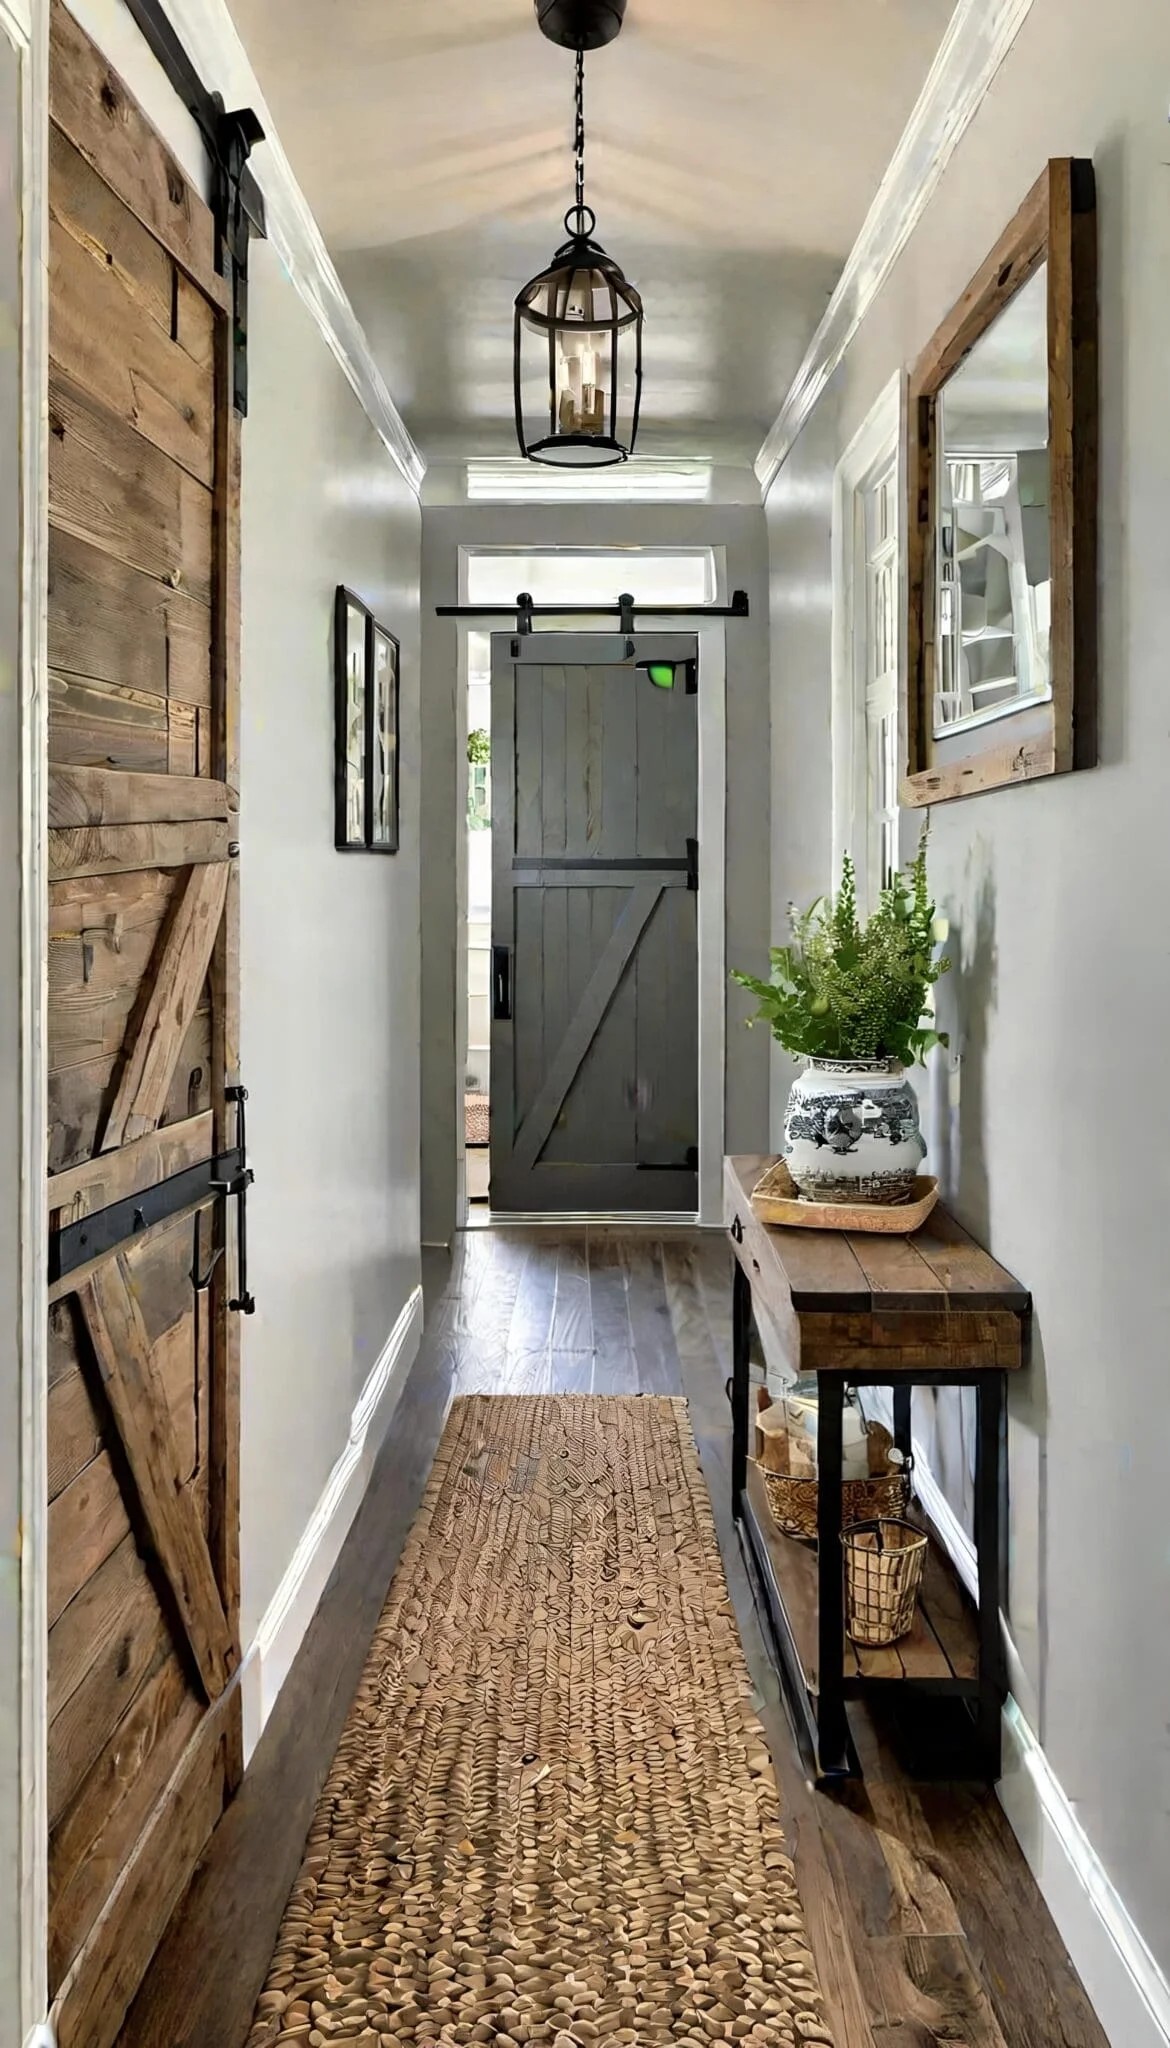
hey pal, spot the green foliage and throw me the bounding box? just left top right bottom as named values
left=467, top=728, right=491, bottom=765
left=731, top=833, right=950, bottom=1065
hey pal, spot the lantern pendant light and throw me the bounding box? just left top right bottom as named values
left=514, top=7, right=643, bottom=466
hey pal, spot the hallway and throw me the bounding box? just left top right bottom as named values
left=119, top=1230, right=1106, bottom=2048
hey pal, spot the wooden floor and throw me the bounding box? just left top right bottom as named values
left=118, top=1228, right=1109, bottom=2048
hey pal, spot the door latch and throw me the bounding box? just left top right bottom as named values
left=492, top=946, right=513, bottom=1022
left=686, top=836, right=699, bottom=892
left=206, top=1083, right=256, bottom=1313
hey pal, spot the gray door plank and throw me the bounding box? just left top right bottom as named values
left=511, top=881, right=664, bottom=1175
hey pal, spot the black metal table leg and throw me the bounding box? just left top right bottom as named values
left=815, top=1373, right=849, bottom=1775
left=892, top=1383, right=913, bottom=1463
left=974, top=1371, right=1006, bottom=1774
left=731, top=1258, right=751, bottom=1518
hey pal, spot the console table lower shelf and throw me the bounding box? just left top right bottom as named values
left=741, top=1460, right=983, bottom=1776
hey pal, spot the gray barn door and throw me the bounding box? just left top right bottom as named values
left=490, top=633, right=699, bottom=1213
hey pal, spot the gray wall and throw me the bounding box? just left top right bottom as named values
left=764, top=395, right=839, bottom=1122
left=420, top=502, right=772, bottom=1245
left=766, top=0, right=1170, bottom=1980
left=238, top=243, right=422, bottom=1643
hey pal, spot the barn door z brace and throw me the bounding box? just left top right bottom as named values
left=120, top=0, right=268, bottom=412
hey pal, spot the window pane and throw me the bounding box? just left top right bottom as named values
left=464, top=549, right=716, bottom=607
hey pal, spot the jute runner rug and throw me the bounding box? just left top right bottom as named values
left=247, top=1395, right=834, bottom=2048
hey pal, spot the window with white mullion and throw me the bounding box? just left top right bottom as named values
left=863, top=463, right=899, bottom=897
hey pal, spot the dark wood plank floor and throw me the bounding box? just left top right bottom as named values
left=118, top=1228, right=1108, bottom=2048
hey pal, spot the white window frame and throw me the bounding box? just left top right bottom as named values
left=831, top=374, right=906, bottom=909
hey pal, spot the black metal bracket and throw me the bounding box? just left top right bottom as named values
left=437, top=589, right=751, bottom=631
left=51, top=1148, right=243, bottom=1285
left=120, top=0, right=267, bottom=414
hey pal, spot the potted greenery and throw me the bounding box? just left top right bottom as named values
left=733, top=836, right=950, bottom=1205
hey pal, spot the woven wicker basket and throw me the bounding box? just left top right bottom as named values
left=841, top=1517, right=927, bottom=1646
left=760, top=1462, right=910, bottom=1544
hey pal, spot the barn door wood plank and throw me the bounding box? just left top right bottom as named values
left=48, top=0, right=229, bottom=312
left=77, top=1261, right=231, bottom=1700
left=510, top=881, right=664, bottom=1174
left=49, top=371, right=213, bottom=604
left=49, top=526, right=212, bottom=709
left=49, top=818, right=230, bottom=882
left=49, top=764, right=228, bottom=829
left=49, top=205, right=216, bottom=485
left=51, top=1696, right=229, bottom=2048
left=49, top=1110, right=213, bottom=1224
left=49, top=1651, right=199, bottom=1989
left=98, top=859, right=227, bottom=1152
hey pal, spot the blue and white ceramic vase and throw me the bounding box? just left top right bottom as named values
left=783, top=1057, right=926, bottom=1205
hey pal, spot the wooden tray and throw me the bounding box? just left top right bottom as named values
left=751, top=1160, right=939, bottom=1234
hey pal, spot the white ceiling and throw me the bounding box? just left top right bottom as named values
left=229, top=0, right=956, bottom=467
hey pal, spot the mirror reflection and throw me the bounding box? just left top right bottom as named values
left=935, top=264, right=1051, bottom=735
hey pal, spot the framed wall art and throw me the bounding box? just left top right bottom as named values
left=335, top=586, right=371, bottom=851
left=367, top=620, right=400, bottom=853
left=334, top=588, right=401, bottom=854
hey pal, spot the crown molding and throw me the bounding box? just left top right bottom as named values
left=158, top=0, right=425, bottom=497
left=755, top=0, right=1035, bottom=494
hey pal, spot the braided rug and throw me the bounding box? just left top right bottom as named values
left=247, top=1395, right=834, bottom=2048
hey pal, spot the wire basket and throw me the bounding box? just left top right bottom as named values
left=761, top=1466, right=910, bottom=1544
left=841, top=1518, right=928, bottom=1646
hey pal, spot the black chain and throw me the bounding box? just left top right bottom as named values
left=574, top=46, right=585, bottom=217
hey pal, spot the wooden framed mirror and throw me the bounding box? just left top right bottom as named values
left=904, top=159, right=1097, bottom=805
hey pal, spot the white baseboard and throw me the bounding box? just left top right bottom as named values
left=1000, top=1700, right=1170, bottom=2048
left=895, top=1412, right=1169, bottom=2048
left=239, top=1285, right=423, bottom=1763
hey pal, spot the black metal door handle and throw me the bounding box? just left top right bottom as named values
left=222, top=1083, right=256, bottom=1314
left=492, top=945, right=512, bottom=1021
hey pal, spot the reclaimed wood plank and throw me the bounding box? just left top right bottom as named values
left=48, top=1002, right=211, bottom=1176
left=48, top=1357, right=104, bottom=1504
left=48, top=1558, right=165, bottom=1832
left=49, top=1110, right=213, bottom=1223
left=49, top=371, right=213, bottom=604
left=49, top=672, right=170, bottom=774
left=78, top=1260, right=232, bottom=1700
left=49, top=0, right=228, bottom=310
left=48, top=1531, right=152, bottom=1723
left=49, top=526, right=211, bottom=709
left=49, top=818, right=230, bottom=881
left=49, top=765, right=227, bottom=830
left=49, top=1651, right=198, bottom=1988
left=52, top=1698, right=228, bottom=2048
left=49, top=204, right=215, bottom=485
left=98, top=859, right=227, bottom=1151
left=47, top=1449, right=130, bottom=1630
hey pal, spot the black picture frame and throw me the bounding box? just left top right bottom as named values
left=334, top=586, right=372, bottom=852
left=334, top=589, right=401, bottom=855
left=366, top=618, right=400, bottom=855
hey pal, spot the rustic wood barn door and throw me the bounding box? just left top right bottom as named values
left=44, top=6, right=245, bottom=2044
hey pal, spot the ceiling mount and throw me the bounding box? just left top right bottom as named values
left=535, top=0, right=627, bottom=52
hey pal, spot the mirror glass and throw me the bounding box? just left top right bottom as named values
left=934, top=264, right=1051, bottom=735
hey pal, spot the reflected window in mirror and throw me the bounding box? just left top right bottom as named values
left=935, top=266, right=1051, bottom=736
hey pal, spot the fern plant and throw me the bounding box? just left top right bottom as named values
left=732, top=834, right=950, bottom=1065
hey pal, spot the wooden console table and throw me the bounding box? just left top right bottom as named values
left=725, top=1154, right=1030, bottom=1779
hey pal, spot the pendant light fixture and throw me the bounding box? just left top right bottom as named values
left=514, top=1, right=643, bottom=467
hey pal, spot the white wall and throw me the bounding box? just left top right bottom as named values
left=419, top=501, right=772, bottom=1245
left=238, top=239, right=422, bottom=1646
left=767, top=0, right=1170, bottom=2015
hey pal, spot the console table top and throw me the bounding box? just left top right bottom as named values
left=726, top=1155, right=1030, bottom=1372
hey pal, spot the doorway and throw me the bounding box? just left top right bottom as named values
left=489, top=632, right=700, bottom=1214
